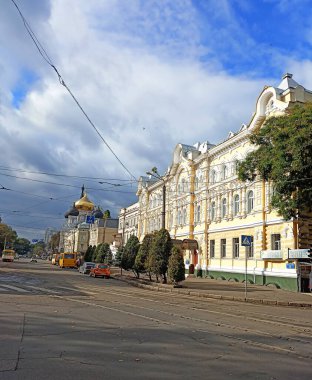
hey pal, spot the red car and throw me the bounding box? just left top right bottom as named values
left=89, top=263, right=110, bottom=278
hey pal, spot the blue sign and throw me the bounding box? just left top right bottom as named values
left=86, top=215, right=95, bottom=224
left=241, top=235, right=252, bottom=247
left=32, top=239, right=38, bottom=243
left=286, top=263, right=295, bottom=269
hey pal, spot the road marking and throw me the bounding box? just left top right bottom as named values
left=26, top=285, right=59, bottom=294
left=0, top=284, right=30, bottom=293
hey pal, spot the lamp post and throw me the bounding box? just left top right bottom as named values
left=146, top=167, right=166, bottom=230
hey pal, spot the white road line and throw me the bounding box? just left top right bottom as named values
left=26, top=285, right=59, bottom=294
left=0, top=284, right=30, bottom=293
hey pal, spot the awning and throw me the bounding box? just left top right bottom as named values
left=182, top=239, right=198, bottom=250
left=171, top=239, right=183, bottom=247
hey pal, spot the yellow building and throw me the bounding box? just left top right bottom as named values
left=130, top=73, right=312, bottom=292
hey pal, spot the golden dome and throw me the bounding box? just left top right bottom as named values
left=74, top=192, right=94, bottom=211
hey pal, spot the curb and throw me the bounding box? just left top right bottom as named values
left=111, top=275, right=312, bottom=309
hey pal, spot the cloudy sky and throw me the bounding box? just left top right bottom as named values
left=1, top=0, right=312, bottom=240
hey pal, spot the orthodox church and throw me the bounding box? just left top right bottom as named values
left=59, top=186, right=118, bottom=255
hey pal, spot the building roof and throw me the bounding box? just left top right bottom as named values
left=277, top=73, right=300, bottom=91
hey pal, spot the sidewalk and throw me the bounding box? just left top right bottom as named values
left=111, top=270, right=312, bottom=308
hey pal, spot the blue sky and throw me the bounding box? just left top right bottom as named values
left=1, top=0, right=312, bottom=240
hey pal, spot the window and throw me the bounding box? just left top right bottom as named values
left=233, top=238, right=239, bottom=258
left=178, top=210, right=182, bottom=225
left=247, top=190, right=254, bottom=213
left=246, top=236, right=254, bottom=258
left=195, top=177, right=199, bottom=190
left=271, top=234, right=281, bottom=250
left=210, top=240, right=215, bottom=258
left=221, top=239, right=226, bottom=257
left=183, top=208, right=187, bottom=225
left=211, top=170, right=217, bottom=184
left=222, top=198, right=227, bottom=218
left=182, top=179, right=186, bottom=193
left=196, top=205, right=201, bottom=223
left=234, top=194, right=240, bottom=216
left=222, top=165, right=228, bottom=180
left=211, top=201, right=216, bottom=221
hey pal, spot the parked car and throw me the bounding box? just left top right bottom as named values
left=79, top=262, right=95, bottom=274
left=30, top=258, right=37, bottom=263
left=89, top=263, right=110, bottom=278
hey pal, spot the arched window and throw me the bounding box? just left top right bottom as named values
left=211, top=201, right=216, bottom=221
left=211, top=170, right=217, bottom=184
left=247, top=190, right=254, bottom=213
left=182, top=179, right=186, bottom=193
left=222, top=198, right=227, bottom=218
left=234, top=194, right=240, bottom=216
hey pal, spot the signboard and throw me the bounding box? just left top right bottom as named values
left=32, top=239, right=38, bottom=243
left=241, top=235, right=252, bottom=247
left=286, top=263, right=295, bottom=269
left=288, top=249, right=311, bottom=259
left=260, top=250, right=283, bottom=259
left=86, top=215, right=95, bottom=224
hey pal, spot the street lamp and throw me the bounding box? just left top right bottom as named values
left=146, top=167, right=166, bottom=230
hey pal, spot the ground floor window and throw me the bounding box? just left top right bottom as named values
left=246, top=236, right=254, bottom=258
left=271, top=234, right=281, bottom=250
left=221, top=239, right=226, bottom=258
left=210, top=240, right=215, bottom=258
left=233, top=238, right=239, bottom=258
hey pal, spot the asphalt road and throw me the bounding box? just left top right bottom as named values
left=0, top=259, right=312, bottom=380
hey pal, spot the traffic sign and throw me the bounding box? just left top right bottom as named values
left=86, top=215, right=95, bottom=224
left=32, top=239, right=38, bottom=243
left=241, top=235, right=252, bottom=247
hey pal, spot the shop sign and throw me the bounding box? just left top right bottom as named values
left=288, top=249, right=310, bottom=259
left=260, top=250, right=283, bottom=259
left=286, top=263, right=295, bottom=269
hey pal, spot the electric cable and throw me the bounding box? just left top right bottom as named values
left=11, top=0, right=137, bottom=182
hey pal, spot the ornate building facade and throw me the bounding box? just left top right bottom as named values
left=121, top=74, right=312, bottom=291
left=59, top=187, right=118, bottom=255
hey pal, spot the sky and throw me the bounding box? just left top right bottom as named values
left=1, top=0, right=312, bottom=241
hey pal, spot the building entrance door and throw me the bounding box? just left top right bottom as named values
left=298, top=262, right=312, bottom=292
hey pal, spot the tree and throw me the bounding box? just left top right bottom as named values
left=31, top=241, right=46, bottom=257
left=91, top=245, right=97, bottom=262
left=95, top=243, right=111, bottom=263
left=84, top=245, right=93, bottom=262
left=149, top=229, right=172, bottom=283
left=134, top=233, right=154, bottom=280
left=0, top=223, right=17, bottom=253
left=14, top=238, right=31, bottom=256
left=103, top=210, right=111, bottom=219
left=168, top=246, right=185, bottom=286
left=237, top=103, right=312, bottom=220
left=48, top=232, right=60, bottom=253
left=115, top=246, right=124, bottom=267
left=121, top=235, right=140, bottom=276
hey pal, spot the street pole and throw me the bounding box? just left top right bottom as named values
left=245, top=249, right=248, bottom=301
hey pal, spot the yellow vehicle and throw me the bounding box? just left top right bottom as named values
left=51, top=253, right=60, bottom=265
left=2, top=249, right=15, bottom=262
left=59, top=252, right=77, bottom=269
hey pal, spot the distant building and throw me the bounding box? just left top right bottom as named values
left=118, top=203, right=139, bottom=246
left=59, top=186, right=118, bottom=256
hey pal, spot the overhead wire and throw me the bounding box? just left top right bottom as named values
left=11, top=0, right=137, bottom=182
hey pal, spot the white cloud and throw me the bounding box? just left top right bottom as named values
left=0, top=0, right=301, bottom=239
